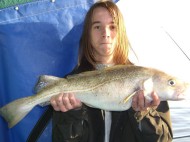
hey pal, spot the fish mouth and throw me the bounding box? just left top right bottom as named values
left=178, top=86, right=190, bottom=100
left=176, top=93, right=186, bottom=100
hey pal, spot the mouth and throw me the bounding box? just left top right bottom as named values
left=100, top=40, right=111, bottom=44
left=101, top=42, right=111, bottom=44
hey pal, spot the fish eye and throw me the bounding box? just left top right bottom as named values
left=168, top=79, right=175, bottom=86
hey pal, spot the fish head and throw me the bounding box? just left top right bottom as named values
left=152, top=72, right=190, bottom=101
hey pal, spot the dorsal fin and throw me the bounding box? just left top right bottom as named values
left=66, top=70, right=101, bottom=79
left=33, top=75, right=61, bottom=93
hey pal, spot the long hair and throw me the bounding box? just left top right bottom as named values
left=79, top=0, right=133, bottom=66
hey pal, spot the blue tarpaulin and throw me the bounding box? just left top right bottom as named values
left=0, top=0, right=118, bottom=141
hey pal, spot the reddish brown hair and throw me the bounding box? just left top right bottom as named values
left=79, top=0, right=132, bottom=66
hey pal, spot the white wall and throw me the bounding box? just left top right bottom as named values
left=117, top=0, right=190, bottom=140
left=117, top=0, right=190, bottom=80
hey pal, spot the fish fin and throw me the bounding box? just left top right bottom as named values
left=34, top=75, right=63, bottom=107
left=0, top=96, right=35, bottom=128
left=142, top=78, right=154, bottom=101
left=33, top=75, right=61, bottom=93
left=123, top=91, right=137, bottom=103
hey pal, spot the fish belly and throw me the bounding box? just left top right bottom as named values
left=75, top=79, right=135, bottom=111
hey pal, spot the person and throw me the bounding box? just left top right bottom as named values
left=50, top=1, right=173, bottom=142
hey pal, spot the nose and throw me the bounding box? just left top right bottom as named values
left=102, top=27, right=110, bottom=38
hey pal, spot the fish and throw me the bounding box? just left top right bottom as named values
left=0, top=65, right=190, bottom=128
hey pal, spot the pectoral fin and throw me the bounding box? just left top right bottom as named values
left=123, top=91, right=137, bottom=103
left=142, top=78, right=154, bottom=101
left=143, top=78, right=153, bottom=92
left=123, top=78, right=154, bottom=104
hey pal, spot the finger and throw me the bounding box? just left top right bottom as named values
left=144, top=96, right=151, bottom=108
left=54, top=93, right=68, bottom=112
left=68, top=93, right=82, bottom=108
left=150, top=92, right=160, bottom=107
left=50, top=96, right=61, bottom=111
left=132, top=94, right=138, bottom=111
left=61, top=93, right=73, bottom=110
left=55, top=93, right=67, bottom=112
left=133, top=90, right=144, bottom=111
left=137, top=90, right=146, bottom=110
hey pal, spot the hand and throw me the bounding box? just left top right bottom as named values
left=50, top=93, right=82, bottom=112
left=132, top=90, right=160, bottom=111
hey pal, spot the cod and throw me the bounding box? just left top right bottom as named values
left=0, top=65, right=190, bottom=128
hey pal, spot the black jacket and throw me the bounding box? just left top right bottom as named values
left=52, top=60, right=173, bottom=142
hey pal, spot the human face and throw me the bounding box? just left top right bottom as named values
left=90, top=7, right=117, bottom=64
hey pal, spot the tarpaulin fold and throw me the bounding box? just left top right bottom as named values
left=0, top=0, right=118, bottom=141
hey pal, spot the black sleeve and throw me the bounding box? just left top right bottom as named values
left=52, top=106, right=89, bottom=142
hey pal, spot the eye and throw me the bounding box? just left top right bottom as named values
left=94, top=25, right=100, bottom=30
left=168, top=79, right=175, bottom=86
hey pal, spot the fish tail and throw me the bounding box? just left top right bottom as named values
left=0, top=96, right=35, bottom=128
